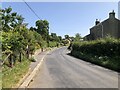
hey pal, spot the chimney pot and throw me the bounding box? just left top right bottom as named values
left=95, top=19, right=100, bottom=25
left=109, top=10, right=115, bottom=19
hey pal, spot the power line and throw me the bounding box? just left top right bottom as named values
left=23, top=0, right=40, bottom=20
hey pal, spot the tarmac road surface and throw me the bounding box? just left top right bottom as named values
left=28, top=47, right=118, bottom=88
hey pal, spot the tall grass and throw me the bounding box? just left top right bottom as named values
left=2, top=58, right=30, bottom=88
left=0, top=72, right=2, bottom=90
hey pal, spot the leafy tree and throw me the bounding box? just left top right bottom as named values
left=64, top=35, right=69, bottom=40
left=35, top=20, right=49, bottom=41
left=1, top=7, right=24, bottom=32
left=50, top=33, right=58, bottom=41
left=1, top=6, right=64, bottom=68
left=32, top=30, right=44, bottom=48
left=30, top=27, right=36, bottom=31
left=2, top=30, right=25, bottom=66
left=74, top=33, right=82, bottom=42
left=35, top=20, right=50, bottom=47
left=58, top=36, right=62, bottom=43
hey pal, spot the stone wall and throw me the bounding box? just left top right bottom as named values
left=88, top=18, right=120, bottom=40
left=90, top=23, right=102, bottom=40
left=118, top=20, right=120, bottom=38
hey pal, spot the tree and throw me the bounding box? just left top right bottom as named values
left=35, top=20, right=50, bottom=47
left=58, top=36, right=62, bottom=42
left=1, top=7, right=24, bottom=32
left=30, top=27, right=36, bottom=31
left=50, top=33, right=57, bottom=41
left=2, top=30, right=25, bottom=66
left=74, top=33, right=82, bottom=41
left=35, top=20, right=49, bottom=41
left=64, top=35, right=69, bottom=40
left=1, top=6, right=64, bottom=68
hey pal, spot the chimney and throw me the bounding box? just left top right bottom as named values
left=95, top=19, right=100, bottom=25
left=109, top=10, right=115, bottom=19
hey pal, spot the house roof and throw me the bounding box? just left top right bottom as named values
left=90, top=17, right=120, bottom=30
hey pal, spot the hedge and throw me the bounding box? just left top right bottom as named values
left=70, top=37, right=120, bottom=72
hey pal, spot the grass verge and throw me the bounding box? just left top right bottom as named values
left=2, top=59, right=30, bottom=88
left=0, top=72, right=2, bottom=90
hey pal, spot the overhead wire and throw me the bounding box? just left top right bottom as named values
left=23, top=0, right=41, bottom=20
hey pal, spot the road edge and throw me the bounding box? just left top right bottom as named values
left=18, top=51, right=49, bottom=88
left=18, top=47, right=57, bottom=89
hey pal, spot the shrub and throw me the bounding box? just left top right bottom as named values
left=49, top=41, right=57, bottom=47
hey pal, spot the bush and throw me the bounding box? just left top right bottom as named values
left=49, top=41, right=57, bottom=47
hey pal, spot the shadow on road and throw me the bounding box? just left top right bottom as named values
left=66, top=50, right=119, bottom=73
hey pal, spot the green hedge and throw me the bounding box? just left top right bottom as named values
left=71, top=37, right=120, bottom=72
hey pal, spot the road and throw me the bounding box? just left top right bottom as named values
left=28, top=47, right=118, bottom=88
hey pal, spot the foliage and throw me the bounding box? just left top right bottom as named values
left=58, top=36, right=62, bottom=42
left=74, top=33, right=82, bottom=42
left=1, top=6, right=64, bottom=88
left=1, top=7, right=24, bottom=32
left=49, top=33, right=61, bottom=43
left=64, top=35, right=69, bottom=40
left=35, top=20, right=49, bottom=41
left=70, top=37, right=120, bottom=71
left=1, top=7, right=46, bottom=66
left=72, top=37, right=120, bottom=57
left=49, top=41, right=58, bottom=47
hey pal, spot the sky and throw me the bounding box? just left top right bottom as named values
left=2, top=2, right=118, bottom=38
left=118, top=1, right=120, bottom=19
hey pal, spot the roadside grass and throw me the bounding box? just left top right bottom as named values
left=0, top=72, right=2, bottom=89
left=2, top=58, right=30, bottom=88
left=2, top=47, right=55, bottom=89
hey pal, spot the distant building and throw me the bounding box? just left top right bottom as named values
left=84, top=10, right=120, bottom=40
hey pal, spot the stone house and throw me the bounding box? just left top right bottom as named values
left=84, top=10, right=120, bottom=40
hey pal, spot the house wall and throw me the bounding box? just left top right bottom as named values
left=89, top=18, right=120, bottom=40
left=101, top=19, right=109, bottom=37
left=118, top=20, right=120, bottom=38
left=90, top=25, right=102, bottom=40
left=106, top=18, right=118, bottom=38
left=85, top=11, right=120, bottom=40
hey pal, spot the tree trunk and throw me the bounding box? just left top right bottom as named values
left=19, top=52, right=22, bottom=62
left=9, top=54, right=13, bottom=67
